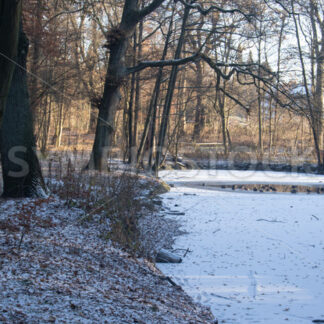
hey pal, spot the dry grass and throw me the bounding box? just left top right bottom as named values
left=44, top=156, right=169, bottom=257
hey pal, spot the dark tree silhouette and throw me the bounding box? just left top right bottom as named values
left=0, top=3, right=47, bottom=197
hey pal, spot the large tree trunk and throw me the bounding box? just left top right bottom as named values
left=87, top=83, right=122, bottom=171
left=1, top=28, right=47, bottom=198
left=29, top=0, right=42, bottom=116
left=86, top=0, right=166, bottom=171
left=87, top=5, right=138, bottom=170
left=0, top=0, right=22, bottom=121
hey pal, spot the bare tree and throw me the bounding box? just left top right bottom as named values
left=86, top=0, right=255, bottom=171
left=87, top=0, right=166, bottom=171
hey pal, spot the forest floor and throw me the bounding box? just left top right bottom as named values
left=158, top=170, right=324, bottom=324
left=0, top=173, right=215, bottom=323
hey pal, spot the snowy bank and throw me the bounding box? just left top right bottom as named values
left=0, top=195, right=214, bottom=323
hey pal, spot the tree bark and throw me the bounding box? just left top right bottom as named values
left=1, top=27, right=47, bottom=197
left=0, top=0, right=22, bottom=122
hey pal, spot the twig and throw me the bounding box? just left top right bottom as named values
left=256, top=218, right=285, bottom=223
left=17, top=230, right=26, bottom=252
left=172, top=248, right=192, bottom=257
left=78, top=197, right=115, bottom=223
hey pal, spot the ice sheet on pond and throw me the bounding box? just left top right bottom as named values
left=158, top=170, right=324, bottom=324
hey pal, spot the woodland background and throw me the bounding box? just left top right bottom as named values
left=20, top=0, right=323, bottom=170
left=1, top=0, right=324, bottom=190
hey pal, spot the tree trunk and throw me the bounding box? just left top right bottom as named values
left=137, top=12, right=174, bottom=167
left=1, top=27, right=47, bottom=198
left=86, top=0, right=165, bottom=170
left=292, top=0, right=322, bottom=170
left=39, top=94, right=51, bottom=153
left=155, top=6, right=190, bottom=172
left=88, top=104, right=98, bottom=134
left=53, top=100, right=64, bottom=147
left=312, top=16, right=324, bottom=166
left=271, top=15, right=286, bottom=157
left=257, top=22, right=263, bottom=161
left=128, top=33, right=137, bottom=164
left=87, top=46, right=127, bottom=170
left=29, top=0, right=42, bottom=116
left=133, top=20, right=143, bottom=162
left=192, top=60, right=205, bottom=141
left=0, top=0, right=22, bottom=121
left=315, top=51, right=324, bottom=154
left=216, top=74, right=228, bottom=156
left=136, top=79, right=160, bottom=166
left=87, top=2, right=140, bottom=170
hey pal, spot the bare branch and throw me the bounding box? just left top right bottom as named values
left=201, top=53, right=303, bottom=118
left=44, top=5, right=90, bottom=27
left=138, top=0, right=166, bottom=20
left=127, top=53, right=199, bottom=74
left=176, top=0, right=256, bottom=21
left=219, top=87, right=250, bottom=113
left=200, top=54, right=237, bottom=80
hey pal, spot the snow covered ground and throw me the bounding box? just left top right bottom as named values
left=0, top=189, right=214, bottom=323
left=158, top=170, right=324, bottom=324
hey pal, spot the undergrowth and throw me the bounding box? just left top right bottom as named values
left=45, top=158, right=163, bottom=256
left=1, top=153, right=169, bottom=257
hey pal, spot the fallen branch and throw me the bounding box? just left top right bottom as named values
left=256, top=219, right=285, bottom=223
left=156, top=249, right=182, bottom=263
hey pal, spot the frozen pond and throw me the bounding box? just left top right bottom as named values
left=158, top=170, right=324, bottom=324
left=160, top=169, right=324, bottom=187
